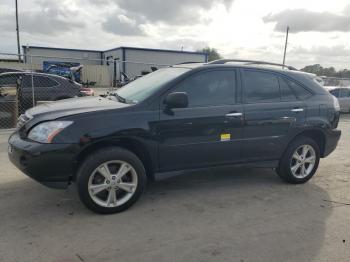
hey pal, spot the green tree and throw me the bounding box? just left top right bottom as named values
left=301, top=64, right=350, bottom=78
left=199, top=47, right=222, bottom=61
left=300, top=64, right=323, bottom=75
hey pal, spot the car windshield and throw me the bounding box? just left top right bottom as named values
left=112, top=67, right=189, bottom=103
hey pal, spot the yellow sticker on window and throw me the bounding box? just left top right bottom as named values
left=220, top=133, right=231, bottom=141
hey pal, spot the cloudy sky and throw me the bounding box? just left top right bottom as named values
left=0, top=0, right=349, bottom=69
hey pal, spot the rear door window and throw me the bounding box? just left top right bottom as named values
left=243, top=70, right=280, bottom=103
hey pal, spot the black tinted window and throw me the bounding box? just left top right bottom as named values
left=0, top=75, right=18, bottom=86
left=244, top=70, right=280, bottom=103
left=174, top=70, right=236, bottom=107
left=279, top=77, right=297, bottom=101
left=22, top=75, right=32, bottom=88
left=330, top=89, right=340, bottom=97
left=285, top=79, right=312, bottom=99
left=33, top=76, right=58, bottom=87
left=339, top=88, right=350, bottom=98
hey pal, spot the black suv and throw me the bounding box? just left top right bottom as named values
left=8, top=60, right=341, bottom=214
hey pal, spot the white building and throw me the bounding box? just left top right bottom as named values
left=22, top=46, right=208, bottom=84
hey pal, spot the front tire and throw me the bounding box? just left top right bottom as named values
left=77, top=147, right=146, bottom=214
left=277, top=136, right=320, bottom=184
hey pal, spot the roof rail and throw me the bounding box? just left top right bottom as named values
left=207, top=59, right=298, bottom=71
left=175, top=61, right=203, bottom=65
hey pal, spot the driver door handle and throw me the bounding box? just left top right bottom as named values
left=225, top=112, right=243, bottom=117
left=291, top=108, right=304, bottom=112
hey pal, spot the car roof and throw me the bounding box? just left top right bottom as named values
left=174, top=62, right=314, bottom=78
left=0, top=71, right=69, bottom=81
left=174, top=59, right=310, bottom=72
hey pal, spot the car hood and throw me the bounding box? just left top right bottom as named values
left=26, top=96, right=130, bottom=120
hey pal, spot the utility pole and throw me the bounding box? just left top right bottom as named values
left=282, top=26, right=289, bottom=68
left=15, top=0, right=21, bottom=62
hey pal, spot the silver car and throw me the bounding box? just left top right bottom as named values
left=328, top=87, right=350, bottom=113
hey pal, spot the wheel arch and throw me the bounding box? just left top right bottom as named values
left=72, top=138, right=155, bottom=182
left=288, top=129, right=326, bottom=157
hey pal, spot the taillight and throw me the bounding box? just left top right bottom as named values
left=332, top=96, right=340, bottom=112
left=80, top=88, right=94, bottom=96
left=331, top=96, right=340, bottom=129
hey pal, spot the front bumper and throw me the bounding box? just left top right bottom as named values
left=8, top=132, right=77, bottom=189
left=323, top=129, right=341, bottom=157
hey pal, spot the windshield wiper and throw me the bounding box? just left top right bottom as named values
left=115, top=93, right=127, bottom=103
left=107, top=92, right=126, bottom=103
left=108, top=92, right=137, bottom=104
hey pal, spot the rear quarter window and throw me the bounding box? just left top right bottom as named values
left=279, top=77, right=297, bottom=101
left=285, top=79, right=312, bottom=99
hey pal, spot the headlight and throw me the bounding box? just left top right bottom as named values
left=28, top=121, right=73, bottom=143
left=332, top=96, right=340, bottom=112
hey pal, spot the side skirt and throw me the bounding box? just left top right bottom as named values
left=154, top=160, right=278, bottom=181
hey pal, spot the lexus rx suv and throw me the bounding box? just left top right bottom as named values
left=8, top=60, right=341, bottom=214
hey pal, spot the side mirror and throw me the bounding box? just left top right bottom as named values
left=16, top=77, right=22, bottom=86
left=16, top=76, right=22, bottom=91
left=164, top=92, right=188, bottom=109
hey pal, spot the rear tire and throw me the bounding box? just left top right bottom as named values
left=77, top=147, right=147, bottom=214
left=277, top=136, right=320, bottom=184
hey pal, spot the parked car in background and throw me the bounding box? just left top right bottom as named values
left=327, top=87, right=350, bottom=113
left=0, top=68, right=22, bottom=74
left=0, top=71, right=94, bottom=113
left=8, top=59, right=341, bottom=214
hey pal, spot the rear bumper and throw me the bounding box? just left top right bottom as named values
left=8, top=132, right=77, bottom=189
left=323, top=129, right=341, bottom=157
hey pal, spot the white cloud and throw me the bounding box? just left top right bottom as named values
left=263, top=5, right=350, bottom=33
left=0, top=0, right=85, bottom=36
left=0, top=0, right=349, bottom=69
left=102, top=14, right=146, bottom=36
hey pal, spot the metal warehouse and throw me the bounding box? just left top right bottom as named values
left=22, top=46, right=208, bottom=85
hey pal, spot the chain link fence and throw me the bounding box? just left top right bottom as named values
left=0, top=53, right=171, bottom=129
left=321, top=76, right=350, bottom=88
left=3, top=52, right=348, bottom=129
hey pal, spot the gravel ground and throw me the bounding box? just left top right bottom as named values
left=0, top=115, right=349, bottom=262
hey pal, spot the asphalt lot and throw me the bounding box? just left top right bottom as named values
left=0, top=116, right=349, bottom=262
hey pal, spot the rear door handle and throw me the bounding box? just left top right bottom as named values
left=225, top=112, right=243, bottom=117
left=291, top=108, right=304, bottom=112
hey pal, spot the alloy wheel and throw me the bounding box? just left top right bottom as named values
left=290, top=144, right=316, bottom=179
left=88, top=160, right=138, bottom=208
